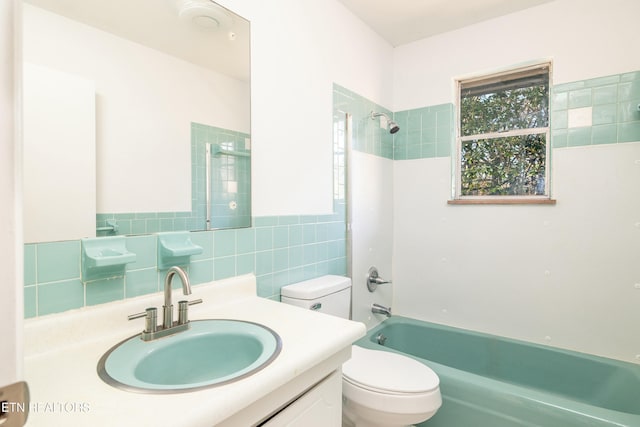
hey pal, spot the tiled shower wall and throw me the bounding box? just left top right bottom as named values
left=333, top=84, right=394, bottom=159
left=332, top=83, right=454, bottom=161
left=391, top=69, right=640, bottom=161
left=392, top=104, right=454, bottom=160
left=551, top=71, right=640, bottom=148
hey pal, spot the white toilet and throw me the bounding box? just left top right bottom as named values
left=281, top=275, right=441, bottom=427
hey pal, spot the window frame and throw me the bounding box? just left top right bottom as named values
left=452, top=62, right=554, bottom=204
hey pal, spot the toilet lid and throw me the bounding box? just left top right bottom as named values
left=343, top=345, right=439, bottom=394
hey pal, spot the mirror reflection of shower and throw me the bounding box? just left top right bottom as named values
left=370, top=111, right=400, bottom=134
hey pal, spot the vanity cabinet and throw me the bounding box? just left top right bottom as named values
left=24, top=277, right=364, bottom=427
left=261, top=370, right=342, bottom=427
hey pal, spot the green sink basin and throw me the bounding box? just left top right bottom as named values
left=97, top=319, right=282, bottom=393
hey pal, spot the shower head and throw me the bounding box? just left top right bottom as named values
left=371, top=111, right=400, bottom=134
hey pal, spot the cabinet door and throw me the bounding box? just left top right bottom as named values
left=262, top=370, right=342, bottom=427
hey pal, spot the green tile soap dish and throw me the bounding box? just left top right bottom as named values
left=157, top=232, right=203, bottom=269
left=82, top=236, right=136, bottom=282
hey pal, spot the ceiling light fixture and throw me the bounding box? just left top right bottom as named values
left=178, top=0, right=232, bottom=31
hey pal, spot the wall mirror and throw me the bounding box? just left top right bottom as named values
left=22, top=0, right=251, bottom=243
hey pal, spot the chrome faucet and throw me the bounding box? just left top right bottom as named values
left=371, top=303, right=392, bottom=317
left=163, top=266, right=192, bottom=328
left=129, top=266, right=202, bottom=341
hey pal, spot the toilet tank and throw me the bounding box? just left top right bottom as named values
left=280, top=275, right=351, bottom=319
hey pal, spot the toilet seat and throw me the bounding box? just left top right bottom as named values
left=342, top=346, right=442, bottom=426
left=343, top=345, right=439, bottom=395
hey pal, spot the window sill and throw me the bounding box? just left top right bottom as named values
left=447, top=198, right=557, bottom=205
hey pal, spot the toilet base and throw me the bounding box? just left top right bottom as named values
left=342, top=395, right=437, bottom=427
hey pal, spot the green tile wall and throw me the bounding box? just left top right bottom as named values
left=96, top=212, right=196, bottom=236
left=96, top=123, right=251, bottom=235
left=24, top=214, right=347, bottom=318
left=333, top=84, right=454, bottom=161
left=195, top=123, right=251, bottom=230
left=393, top=104, right=454, bottom=160
left=333, top=84, right=394, bottom=159
left=551, top=71, right=640, bottom=148
left=339, top=70, right=640, bottom=161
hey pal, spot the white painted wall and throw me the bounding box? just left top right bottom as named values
left=218, top=0, right=397, bottom=325
left=392, top=0, right=640, bottom=363
left=214, top=2, right=395, bottom=326
left=23, top=4, right=250, bottom=214
left=393, top=0, right=640, bottom=110
left=350, top=151, right=394, bottom=328
left=0, top=0, right=22, bottom=385
left=216, top=0, right=394, bottom=217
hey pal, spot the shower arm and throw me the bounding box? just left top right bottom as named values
left=370, top=111, right=400, bottom=134
left=370, top=111, right=390, bottom=120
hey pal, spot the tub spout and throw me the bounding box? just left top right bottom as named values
left=372, top=303, right=391, bottom=317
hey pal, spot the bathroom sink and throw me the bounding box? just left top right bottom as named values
left=97, top=319, right=282, bottom=393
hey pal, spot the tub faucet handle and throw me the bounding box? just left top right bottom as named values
left=367, top=266, right=392, bottom=292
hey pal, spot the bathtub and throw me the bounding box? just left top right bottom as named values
left=356, top=316, right=640, bottom=427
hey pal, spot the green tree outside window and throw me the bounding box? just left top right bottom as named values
left=458, top=66, right=550, bottom=197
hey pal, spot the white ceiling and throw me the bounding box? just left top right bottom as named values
left=337, top=0, right=556, bottom=47
left=23, top=0, right=250, bottom=82
left=23, top=0, right=557, bottom=80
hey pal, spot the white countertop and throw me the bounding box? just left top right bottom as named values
left=24, top=275, right=366, bottom=427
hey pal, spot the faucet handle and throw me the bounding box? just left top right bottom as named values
left=128, top=307, right=158, bottom=333
left=177, top=299, right=203, bottom=325
left=367, top=267, right=392, bottom=292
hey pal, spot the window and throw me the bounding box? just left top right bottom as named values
left=454, top=64, right=552, bottom=203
